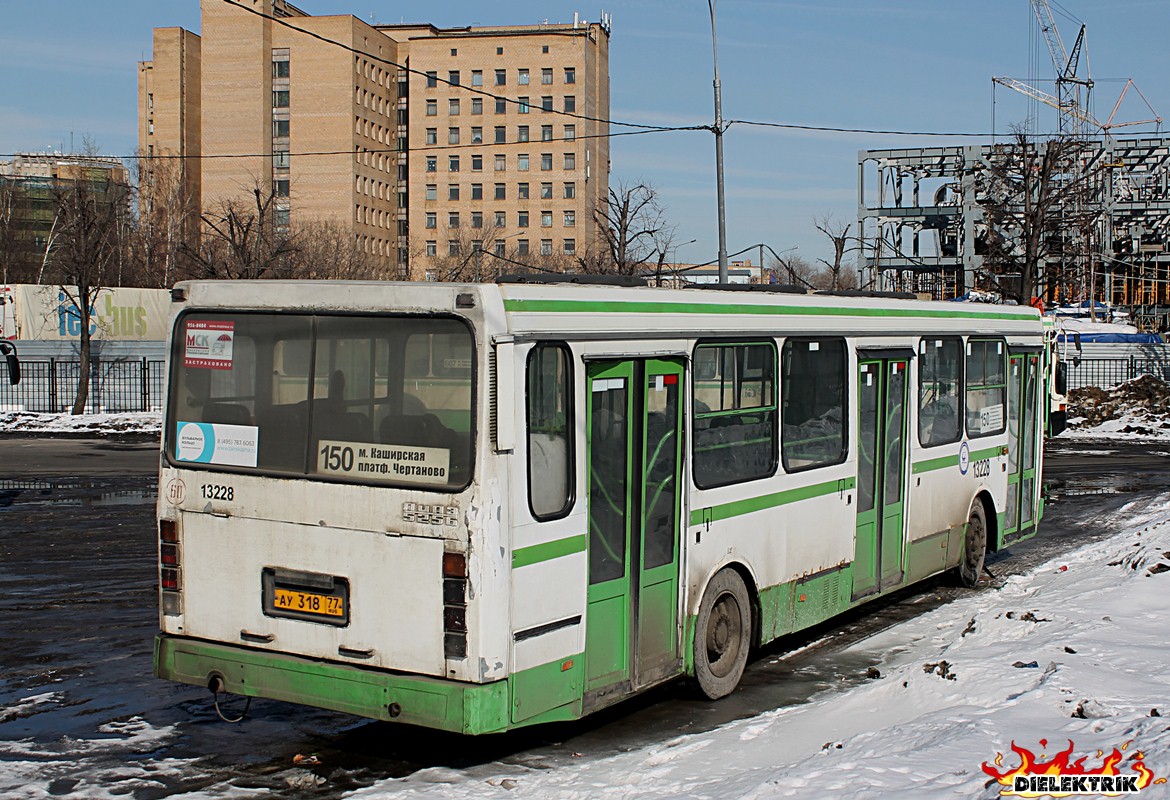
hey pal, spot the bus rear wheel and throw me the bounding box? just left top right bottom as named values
left=957, top=502, right=987, bottom=588
left=694, top=568, right=752, bottom=700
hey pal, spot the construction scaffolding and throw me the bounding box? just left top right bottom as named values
left=857, top=135, right=1170, bottom=330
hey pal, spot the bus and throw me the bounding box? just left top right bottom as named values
left=153, top=278, right=1054, bottom=733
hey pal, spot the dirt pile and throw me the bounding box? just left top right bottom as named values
left=1068, top=374, right=1170, bottom=432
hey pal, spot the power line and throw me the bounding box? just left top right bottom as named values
left=726, top=119, right=1000, bottom=138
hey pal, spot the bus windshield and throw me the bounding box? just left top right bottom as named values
left=167, top=313, right=474, bottom=490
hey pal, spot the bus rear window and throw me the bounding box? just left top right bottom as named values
left=168, top=313, right=474, bottom=489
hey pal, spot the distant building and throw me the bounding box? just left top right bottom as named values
left=0, top=153, right=130, bottom=284
left=139, top=0, right=612, bottom=280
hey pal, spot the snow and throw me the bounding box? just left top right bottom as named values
left=342, top=499, right=1170, bottom=799
left=0, top=410, right=161, bottom=435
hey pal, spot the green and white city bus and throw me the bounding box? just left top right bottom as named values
left=154, top=278, right=1054, bottom=733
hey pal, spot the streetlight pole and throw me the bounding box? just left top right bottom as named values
left=707, top=0, right=729, bottom=285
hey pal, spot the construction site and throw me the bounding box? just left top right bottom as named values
left=858, top=0, right=1170, bottom=331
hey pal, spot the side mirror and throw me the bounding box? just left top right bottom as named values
left=0, top=340, right=19, bottom=386
left=1055, top=360, right=1068, bottom=396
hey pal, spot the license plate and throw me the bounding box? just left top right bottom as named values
left=272, top=588, right=345, bottom=618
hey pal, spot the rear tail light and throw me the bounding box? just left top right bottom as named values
left=443, top=550, right=467, bottom=659
left=159, top=519, right=182, bottom=615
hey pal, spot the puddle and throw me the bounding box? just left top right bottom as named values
left=0, top=478, right=155, bottom=510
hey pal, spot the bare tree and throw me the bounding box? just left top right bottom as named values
left=184, top=184, right=297, bottom=280
left=132, top=150, right=199, bottom=288
left=49, top=177, right=130, bottom=413
left=979, top=127, right=1100, bottom=304
left=814, top=216, right=860, bottom=290
left=766, top=252, right=818, bottom=288
left=292, top=219, right=393, bottom=280
left=586, top=181, right=676, bottom=276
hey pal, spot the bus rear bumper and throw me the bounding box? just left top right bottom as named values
left=154, top=634, right=510, bottom=734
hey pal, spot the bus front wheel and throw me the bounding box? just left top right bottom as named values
left=694, top=568, right=752, bottom=700
left=957, top=502, right=987, bottom=588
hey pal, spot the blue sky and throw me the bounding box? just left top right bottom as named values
left=2, top=0, right=1167, bottom=266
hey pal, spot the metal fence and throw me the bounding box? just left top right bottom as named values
left=0, top=358, right=166, bottom=413
left=1064, top=357, right=1170, bottom=391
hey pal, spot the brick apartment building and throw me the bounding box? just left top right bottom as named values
left=138, top=0, right=611, bottom=280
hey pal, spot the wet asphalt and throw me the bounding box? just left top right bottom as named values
left=0, top=435, right=1166, bottom=797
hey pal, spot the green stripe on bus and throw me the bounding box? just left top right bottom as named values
left=688, top=477, right=855, bottom=527
left=913, top=444, right=1006, bottom=474
left=512, top=534, right=587, bottom=568
left=503, top=298, right=1037, bottom=323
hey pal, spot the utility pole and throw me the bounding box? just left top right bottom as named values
left=707, top=0, right=729, bottom=284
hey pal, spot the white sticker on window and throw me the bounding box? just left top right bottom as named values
left=979, top=404, right=1004, bottom=430
left=184, top=320, right=235, bottom=370
left=175, top=421, right=258, bottom=467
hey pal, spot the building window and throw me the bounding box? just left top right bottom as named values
left=426, top=71, right=437, bottom=88
left=426, top=99, right=437, bottom=116
left=448, top=70, right=460, bottom=86
left=448, top=184, right=460, bottom=200
left=540, top=153, right=553, bottom=171
left=426, top=240, right=437, bottom=256
left=563, top=96, right=576, bottom=113
left=449, top=155, right=460, bottom=172
left=425, top=212, right=437, bottom=229
left=564, top=181, right=576, bottom=199
left=449, top=98, right=460, bottom=115
left=541, top=125, right=553, bottom=142
left=966, top=339, right=1007, bottom=438
left=273, top=119, right=290, bottom=138
left=526, top=343, right=574, bottom=519
left=781, top=338, right=847, bottom=471
left=495, top=68, right=506, bottom=86
left=425, top=184, right=437, bottom=200
left=518, top=97, right=530, bottom=114
left=563, top=210, right=575, bottom=227
left=471, top=183, right=483, bottom=200
left=518, top=182, right=530, bottom=200
left=471, top=69, right=483, bottom=87
left=449, top=240, right=461, bottom=256
left=448, top=127, right=459, bottom=144
left=518, top=239, right=530, bottom=255
left=273, top=59, right=290, bottom=79
left=495, top=97, right=507, bottom=114
left=471, top=126, right=483, bottom=144
left=518, top=125, right=530, bottom=143
left=518, top=68, right=530, bottom=85
left=471, top=97, right=483, bottom=115
left=494, top=211, right=506, bottom=227
left=471, top=154, right=483, bottom=171
left=471, top=210, right=483, bottom=228
left=272, top=90, right=289, bottom=108
left=275, top=207, right=290, bottom=228
left=426, top=155, right=437, bottom=172
left=919, top=337, right=963, bottom=447
left=274, top=179, right=290, bottom=197
left=494, top=154, right=506, bottom=171
left=472, top=239, right=483, bottom=253
left=449, top=211, right=460, bottom=227
left=518, top=210, right=529, bottom=227
left=497, top=46, right=505, bottom=55
left=542, top=45, right=549, bottom=54
left=494, top=182, right=506, bottom=199
left=494, top=126, right=506, bottom=144
left=563, top=238, right=576, bottom=255
left=540, top=182, right=552, bottom=199
left=541, top=210, right=553, bottom=227
left=564, top=152, right=576, bottom=169
left=541, top=67, right=553, bottom=85
left=695, top=342, right=779, bottom=487
left=563, top=124, right=576, bottom=141
left=518, top=154, right=530, bottom=171
left=450, top=48, right=458, bottom=56
left=540, top=239, right=553, bottom=256
left=564, top=67, right=575, bottom=84
left=541, top=96, right=553, bottom=111
left=272, top=150, right=290, bottom=169
left=425, top=128, right=437, bottom=145
left=495, top=241, right=506, bottom=256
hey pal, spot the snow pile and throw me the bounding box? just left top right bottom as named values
left=0, top=410, right=162, bottom=435
left=1066, top=374, right=1170, bottom=440
left=349, top=498, right=1170, bottom=799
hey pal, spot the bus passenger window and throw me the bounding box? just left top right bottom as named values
left=692, top=342, right=777, bottom=488
left=781, top=338, right=846, bottom=471
left=965, top=339, right=1006, bottom=438
left=918, top=337, right=962, bottom=446
left=526, top=343, right=573, bottom=519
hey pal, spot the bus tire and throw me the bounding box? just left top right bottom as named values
left=694, top=568, right=752, bottom=700
left=957, top=501, right=987, bottom=588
